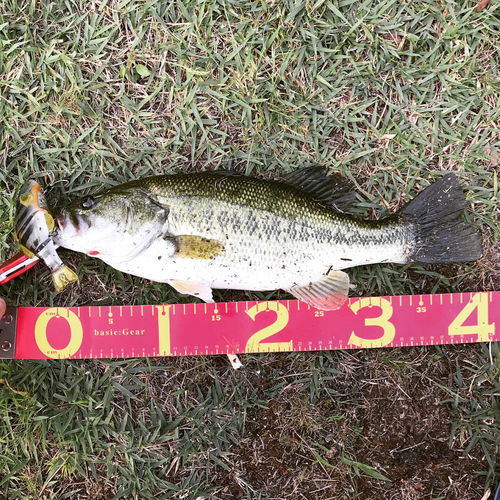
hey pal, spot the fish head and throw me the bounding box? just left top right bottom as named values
left=55, top=187, right=169, bottom=263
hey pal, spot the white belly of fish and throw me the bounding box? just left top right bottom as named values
left=94, top=230, right=409, bottom=297
left=102, top=236, right=332, bottom=292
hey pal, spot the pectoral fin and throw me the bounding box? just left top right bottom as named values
left=287, top=270, right=350, bottom=311
left=169, top=279, right=214, bottom=303
left=166, top=235, right=224, bottom=260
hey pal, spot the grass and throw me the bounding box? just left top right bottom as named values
left=0, top=0, right=499, bottom=498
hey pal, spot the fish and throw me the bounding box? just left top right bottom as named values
left=52, top=168, right=482, bottom=310
left=14, top=180, right=78, bottom=293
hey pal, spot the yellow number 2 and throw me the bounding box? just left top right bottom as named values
left=245, top=302, right=291, bottom=353
left=448, top=293, right=495, bottom=342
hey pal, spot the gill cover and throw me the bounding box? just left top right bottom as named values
left=56, top=187, right=170, bottom=263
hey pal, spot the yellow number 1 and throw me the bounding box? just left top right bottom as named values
left=156, top=305, right=172, bottom=355
left=448, top=293, right=495, bottom=342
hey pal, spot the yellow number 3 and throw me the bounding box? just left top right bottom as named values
left=348, top=297, right=395, bottom=348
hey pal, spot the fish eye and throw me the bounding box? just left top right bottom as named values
left=81, top=196, right=96, bottom=209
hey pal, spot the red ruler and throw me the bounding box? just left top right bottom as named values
left=0, top=291, right=497, bottom=360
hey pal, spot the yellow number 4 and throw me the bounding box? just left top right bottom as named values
left=448, top=293, right=495, bottom=342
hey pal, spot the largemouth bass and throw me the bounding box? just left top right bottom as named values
left=53, top=168, right=482, bottom=310
left=15, top=180, right=78, bottom=292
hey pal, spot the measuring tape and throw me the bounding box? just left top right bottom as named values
left=0, top=291, right=497, bottom=360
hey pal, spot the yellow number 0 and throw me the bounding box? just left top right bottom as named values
left=34, top=308, right=83, bottom=359
left=245, top=302, right=291, bottom=353
left=348, top=297, right=395, bottom=348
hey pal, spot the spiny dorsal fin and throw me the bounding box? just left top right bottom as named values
left=287, top=270, right=350, bottom=311
left=278, top=167, right=357, bottom=214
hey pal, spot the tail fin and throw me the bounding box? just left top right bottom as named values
left=52, top=265, right=78, bottom=293
left=399, top=174, right=482, bottom=264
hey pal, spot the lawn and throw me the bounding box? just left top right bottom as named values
left=0, top=0, right=499, bottom=498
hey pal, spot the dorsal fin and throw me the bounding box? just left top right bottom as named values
left=277, top=167, right=357, bottom=214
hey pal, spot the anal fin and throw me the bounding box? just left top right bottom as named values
left=287, top=270, right=350, bottom=311
left=169, top=279, right=214, bottom=303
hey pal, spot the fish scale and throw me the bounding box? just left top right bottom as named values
left=146, top=172, right=411, bottom=268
